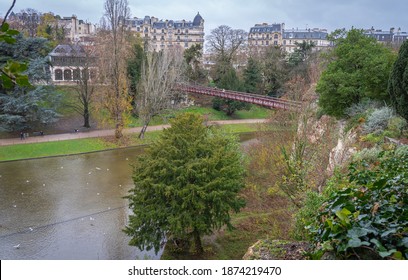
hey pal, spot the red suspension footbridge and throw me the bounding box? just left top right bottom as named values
left=175, top=83, right=302, bottom=111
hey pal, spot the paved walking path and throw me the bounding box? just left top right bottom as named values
left=0, top=119, right=267, bottom=146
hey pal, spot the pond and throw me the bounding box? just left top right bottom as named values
left=0, top=133, right=257, bottom=260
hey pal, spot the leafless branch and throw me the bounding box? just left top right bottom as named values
left=1, top=0, right=16, bottom=26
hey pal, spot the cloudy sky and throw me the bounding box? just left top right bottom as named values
left=1, top=0, right=407, bottom=33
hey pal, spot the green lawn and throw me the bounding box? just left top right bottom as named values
left=128, top=105, right=271, bottom=127
left=0, top=138, right=117, bottom=161
left=0, top=124, right=261, bottom=162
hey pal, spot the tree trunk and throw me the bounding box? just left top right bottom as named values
left=193, top=228, right=203, bottom=255
left=83, top=106, right=90, bottom=128
left=115, top=122, right=123, bottom=139
left=138, top=120, right=150, bottom=139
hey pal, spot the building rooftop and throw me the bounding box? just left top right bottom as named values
left=193, top=12, right=203, bottom=26
left=250, top=23, right=282, bottom=33
left=282, top=29, right=328, bottom=39
left=49, top=45, right=87, bottom=57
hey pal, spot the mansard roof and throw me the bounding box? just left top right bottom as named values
left=153, top=21, right=166, bottom=29
left=250, top=24, right=282, bottom=33
left=282, top=29, right=328, bottom=40
left=49, top=44, right=86, bottom=57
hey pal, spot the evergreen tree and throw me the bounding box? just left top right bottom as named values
left=243, top=57, right=261, bottom=93
left=388, top=40, right=408, bottom=121
left=288, top=41, right=316, bottom=67
left=183, top=44, right=206, bottom=83
left=124, top=113, right=246, bottom=254
left=127, top=43, right=144, bottom=96
left=212, top=59, right=249, bottom=115
left=0, top=32, right=59, bottom=131
left=0, top=86, right=60, bottom=131
left=262, top=46, right=288, bottom=97
left=317, top=29, right=396, bottom=117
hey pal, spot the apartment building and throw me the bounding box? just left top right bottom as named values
left=248, top=22, right=331, bottom=53
left=124, top=12, right=204, bottom=51
left=282, top=28, right=331, bottom=53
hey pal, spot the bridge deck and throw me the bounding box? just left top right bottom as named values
left=176, top=84, right=301, bottom=110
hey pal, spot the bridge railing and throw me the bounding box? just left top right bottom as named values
left=175, top=83, right=302, bottom=111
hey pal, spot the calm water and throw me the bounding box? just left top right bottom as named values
left=0, top=133, right=257, bottom=260
left=0, top=147, right=163, bottom=260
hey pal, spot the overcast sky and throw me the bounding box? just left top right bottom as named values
left=1, top=0, right=407, bottom=33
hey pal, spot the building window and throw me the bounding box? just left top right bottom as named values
left=274, top=41, right=278, bottom=46
left=162, top=29, right=165, bottom=33
left=185, top=29, right=188, bottom=34
left=63, top=69, right=72, bottom=80
left=266, top=41, right=269, bottom=46
left=184, top=42, right=188, bottom=48
left=283, top=40, right=286, bottom=45
left=82, top=69, right=89, bottom=80
left=73, top=69, right=80, bottom=80
left=274, top=34, right=278, bottom=39
left=55, top=69, right=63, bottom=80
left=153, top=29, right=156, bottom=33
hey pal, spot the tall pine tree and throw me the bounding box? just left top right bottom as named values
left=124, top=113, right=246, bottom=254
left=388, top=40, right=408, bottom=121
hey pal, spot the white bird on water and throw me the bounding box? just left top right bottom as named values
left=95, top=167, right=101, bottom=170
left=29, top=227, right=33, bottom=231
left=13, top=244, right=20, bottom=249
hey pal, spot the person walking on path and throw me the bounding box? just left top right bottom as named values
left=20, top=132, right=24, bottom=140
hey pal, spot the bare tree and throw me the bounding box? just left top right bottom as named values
left=136, top=48, right=185, bottom=138
left=206, top=25, right=247, bottom=63
left=67, top=45, right=97, bottom=128
left=97, top=0, right=132, bottom=139
left=19, top=8, right=40, bottom=37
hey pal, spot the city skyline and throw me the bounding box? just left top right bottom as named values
left=1, top=0, right=407, bottom=34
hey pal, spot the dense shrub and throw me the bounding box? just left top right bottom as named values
left=311, top=150, right=408, bottom=259
left=292, top=191, right=325, bottom=241
left=363, top=106, right=394, bottom=134
left=352, top=147, right=383, bottom=163
left=344, top=99, right=381, bottom=118
left=387, top=116, right=407, bottom=137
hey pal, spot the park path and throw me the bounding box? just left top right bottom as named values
left=0, top=119, right=267, bottom=146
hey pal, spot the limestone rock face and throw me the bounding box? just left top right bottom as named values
left=326, top=121, right=358, bottom=176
